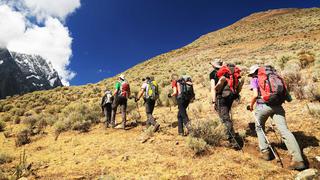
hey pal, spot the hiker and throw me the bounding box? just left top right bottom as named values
left=210, top=60, right=242, bottom=149
left=248, top=64, right=305, bottom=170
left=101, top=90, right=113, bottom=127
left=168, top=74, right=195, bottom=136
left=135, top=77, right=160, bottom=132
left=111, top=74, right=130, bottom=129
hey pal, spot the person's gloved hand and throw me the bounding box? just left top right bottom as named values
left=168, top=94, right=172, bottom=98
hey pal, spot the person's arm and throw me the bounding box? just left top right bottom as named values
left=215, top=76, right=226, bottom=92
left=113, top=82, right=119, bottom=96
left=136, top=88, right=144, bottom=101
left=101, top=95, right=105, bottom=112
left=211, top=79, right=216, bottom=104
left=171, top=84, right=178, bottom=97
left=249, top=89, right=259, bottom=111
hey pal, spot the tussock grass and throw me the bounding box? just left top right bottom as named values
left=15, top=129, right=31, bottom=147
left=306, top=103, right=320, bottom=118
left=186, top=136, right=207, bottom=155
left=0, top=152, right=13, bottom=164
left=0, top=120, right=5, bottom=132
left=189, top=119, right=226, bottom=146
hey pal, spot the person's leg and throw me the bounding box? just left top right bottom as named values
left=182, top=100, right=190, bottom=131
left=120, top=98, right=127, bottom=129
left=217, top=97, right=235, bottom=139
left=271, top=106, right=304, bottom=163
left=177, top=98, right=184, bottom=135
left=145, top=99, right=153, bottom=126
left=111, top=98, right=119, bottom=127
left=106, top=103, right=112, bottom=125
left=148, top=99, right=157, bottom=126
left=254, top=104, right=272, bottom=152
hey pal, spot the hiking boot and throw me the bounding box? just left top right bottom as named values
left=153, top=123, right=160, bottom=132
left=288, top=161, right=306, bottom=171
left=111, top=122, right=116, bottom=128
left=122, top=121, right=126, bottom=130
left=261, top=150, right=272, bottom=161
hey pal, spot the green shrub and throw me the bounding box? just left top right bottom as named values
left=186, top=136, right=207, bottom=155
left=23, top=115, right=38, bottom=129
left=0, top=152, right=13, bottom=164
left=306, top=103, right=320, bottom=118
left=55, top=103, right=101, bottom=133
left=10, top=108, right=25, bottom=116
left=2, top=104, right=13, bottom=112
left=0, top=120, right=6, bottom=132
left=298, top=51, right=315, bottom=68
left=0, top=113, right=11, bottom=122
left=189, top=119, right=226, bottom=146
left=16, top=129, right=31, bottom=147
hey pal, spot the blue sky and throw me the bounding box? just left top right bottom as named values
left=66, top=0, right=320, bottom=85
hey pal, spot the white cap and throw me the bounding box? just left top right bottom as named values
left=248, top=64, right=259, bottom=76
left=119, top=74, right=125, bottom=80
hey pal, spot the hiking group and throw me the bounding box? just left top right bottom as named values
left=100, top=60, right=306, bottom=171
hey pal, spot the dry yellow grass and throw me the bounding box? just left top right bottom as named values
left=1, top=8, right=320, bottom=179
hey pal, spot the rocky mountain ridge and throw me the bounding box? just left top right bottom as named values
left=0, top=48, right=63, bottom=99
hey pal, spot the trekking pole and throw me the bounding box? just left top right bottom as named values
left=268, top=119, right=282, bottom=144
left=246, top=105, right=284, bottom=168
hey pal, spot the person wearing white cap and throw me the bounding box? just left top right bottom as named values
left=248, top=64, right=305, bottom=170
left=111, top=74, right=130, bottom=129
left=210, top=60, right=241, bottom=150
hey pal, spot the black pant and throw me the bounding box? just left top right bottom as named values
left=144, top=98, right=157, bottom=126
left=216, top=95, right=235, bottom=139
left=111, top=96, right=127, bottom=126
left=177, top=97, right=190, bottom=134
left=103, top=103, right=112, bottom=125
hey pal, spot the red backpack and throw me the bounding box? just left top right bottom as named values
left=257, top=65, right=287, bottom=105
left=216, top=64, right=241, bottom=98
left=118, top=80, right=130, bottom=98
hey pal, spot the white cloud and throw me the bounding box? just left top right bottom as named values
left=0, top=1, right=81, bottom=85
left=8, top=17, right=76, bottom=85
left=0, top=5, right=25, bottom=47
left=24, top=0, right=81, bottom=22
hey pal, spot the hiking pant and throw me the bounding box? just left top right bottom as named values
left=216, top=95, right=236, bottom=140
left=254, top=104, right=303, bottom=162
left=103, top=103, right=112, bottom=125
left=144, top=98, right=157, bottom=126
left=111, top=96, right=127, bottom=126
left=177, top=97, right=190, bottom=134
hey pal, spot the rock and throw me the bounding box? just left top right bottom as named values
left=18, top=178, right=28, bottom=180
left=295, top=168, right=319, bottom=180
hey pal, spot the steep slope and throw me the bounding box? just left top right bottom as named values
left=0, top=8, right=320, bottom=179
left=0, top=48, right=63, bottom=99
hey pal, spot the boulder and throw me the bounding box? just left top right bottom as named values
left=295, top=168, right=319, bottom=180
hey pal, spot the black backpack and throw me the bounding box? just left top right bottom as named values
left=177, top=75, right=195, bottom=101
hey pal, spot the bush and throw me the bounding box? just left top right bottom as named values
left=0, top=152, right=13, bottom=164
left=189, top=119, right=226, bottom=146
left=23, top=115, right=38, bottom=129
left=16, top=129, right=31, bottom=147
left=54, top=103, right=101, bottom=133
left=306, top=103, right=320, bottom=118
left=0, top=120, right=6, bottom=132
left=186, top=136, right=207, bottom=155
left=2, top=104, right=13, bottom=112
left=10, top=108, right=25, bottom=116
left=0, top=113, right=11, bottom=122
left=298, top=51, right=315, bottom=68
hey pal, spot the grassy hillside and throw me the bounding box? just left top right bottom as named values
left=1, top=8, right=320, bottom=179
